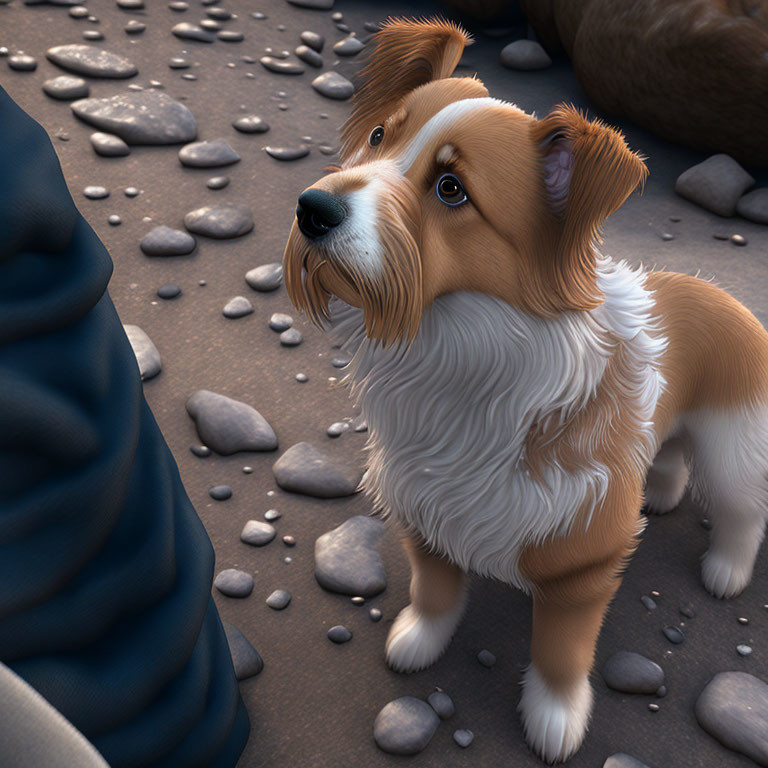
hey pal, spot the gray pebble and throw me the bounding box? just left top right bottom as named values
left=179, top=138, right=240, bottom=167
left=266, top=589, right=292, bottom=610
left=679, top=601, right=696, bottom=618
left=675, top=154, right=755, bottom=217
left=125, top=186, right=140, bottom=197
left=369, top=607, right=382, bottom=622
left=169, top=1, right=189, bottom=9
left=602, top=651, right=665, bottom=694
left=206, top=6, right=231, bottom=20
left=500, top=39, right=552, bottom=70
left=736, top=187, right=768, bottom=224
left=351, top=596, right=365, bottom=605
left=69, top=6, right=90, bottom=17
left=314, top=516, right=386, bottom=596
left=273, top=441, right=362, bottom=498
left=333, top=35, right=364, bottom=56
left=428, top=691, right=455, bottom=719
left=640, top=595, right=657, bottom=611
left=264, top=508, right=281, bottom=522
left=209, top=485, right=233, bottom=501
left=8, top=54, right=38, bottom=72
left=169, top=56, right=191, bottom=69
left=453, top=729, right=474, bottom=748
left=265, top=145, right=310, bottom=161
left=656, top=685, right=667, bottom=697
left=269, top=312, right=293, bottom=331
left=374, top=697, right=439, bottom=755
left=233, top=114, right=269, bottom=133
left=280, top=328, right=304, bottom=346
left=43, top=75, right=90, bottom=99
left=295, top=45, right=323, bottom=67
left=90, top=131, right=130, bottom=156
left=214, top=568, right=253, bottom=597
left=287, top=0, right=334, bottom=8
left=123, top=324, right=162, bottom=380
left=331, top=353, right=352, bottom=368
left=190, top=444, right=211, bottom=457
left=207, top=175, right=230, bottom=189
left=117, top=0, right=144, bottom=8
left=245, top=262, right=282, bottom=291
left=184, top=203, right=254, bottom=238
left=157, top=283, right=181, bottom=299
left=47, top=44, right=137, bottom=77
left=295, top=373, right=308, bottom=382
left=311, top=71, right=354, bottom=100
left=737, top=644, right=753, bottom=656
left=108, top=215, right=122, bottom=226
left=223, top=296, right=254, bottom=318
left=82, top=30, right=104, bottom=41
left=241, top=520, right=276, bottom=546
left=328, top=625, right=352, bottom=643
left=125, top=20, right=146, bottom=34
left=300, top=30, right=324, bottom=51
left=84, top=185, right=109, bottom=199
left=731, top=234, right=747, bottom=246
left=222, top=621, right=263, bottom=680
left=172, top=22, right=216, bottom=42
left=327, top=421, right=349, bottom=437
left=477, top=650, right=496, bottom=668
left=354, top=420, right=368, bottom=433
left=72, top=91, right=197, bottom=144
left=260, top=56, right=304, bottom=74
left=663, top=626, right=685, bottom=644
left=695, top=671, right=768, bottom=765
left=603, top=754, right=652, bottom=768
left=140, top=225, right=196, bottom=256
left=186, top=389, right=277, bottom=454
left=282, top=535, right=296, bottom=547
left=219, top=30, right=244, bottom=42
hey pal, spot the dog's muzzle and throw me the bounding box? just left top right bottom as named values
left=296, top=189, right=347, bottom=240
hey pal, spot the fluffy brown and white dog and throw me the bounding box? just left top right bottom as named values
left=283, top=18, right=768, bottom=763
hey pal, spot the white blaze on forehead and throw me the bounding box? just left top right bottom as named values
left=396, top=97, right=517, bottom=173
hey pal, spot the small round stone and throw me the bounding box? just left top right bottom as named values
left=284, top=556, right=292, bottom=564
left=662, top=626, right=685, bottom=644
left=477, top=650, right=496, bottom=668
left=169, top=1, right=189, bottom=9
left=141, top=225, right=196, bottom=256
left=282, top=535, right=296, bottom=547
left=295, top=373, right=308, bottom=382
left=428, top=691, right=455, bottom=719
left=209, top=484, right=233, bottom=500
left=738, top=617, right=749, bottom=625
left=158, top=284, right=182, bottom=299
left=602, top=651, right=665, bottom=694
left=8, top=54, right=38, bottom=72
left=125, top=20, right=146, bottom=34
left=83, top=30, right=104, bottom=41
left=737, top=644, right=753, bottom=656
left=190, top=444, right=211, bottom=457
left=207, top=175, right=230, bottom=190
left=731, top=234, right=747, bottom=246
left=369, top=607, right=382, bottom=622
left=245, top=263, right=282, bottom=291
left=242, top=466, right=253, bottom=474
left=264, top=145, right=310, bottom=161
left=656, top=685, right=668, bottom=698
left=269, top=312, right=293, bottom=331
left=295, top=45, right=323, bottom=67
left=219, top=30, right=244, bottom=42
left=327, top=421, right=349, bottom=437
left=328, top=625, right=352, bottom=644
left=169, top=56, right=191, bottom=69
left=374, top=697, right=439, bottom=755
left=453, top=729, right=474, bottom=748
left=43, top=75, right=90, bottom=100
left=233, top=114, right=270, bottom=133
left=264, top=508, right=281, bottom=522
left=266, top=589, right=292, bottom=610
left=280, top=328, right=303, bottom=347
left=241, top=520, right=276, bottom=546
left=108, top=214, right=122, bottom=226
left=90, top=132, right=130, bottom=157
left=223, top=296, right=254, bottom=318
left=351, top=596, right=365, bottom=605
left=333, top=35, right=364, bottom=56
left=700, top=518, right=712, bottom=530
left=125, top=186, right=140, bottom=197
left=70, top=6, right=90, bottom=18
left=214, top=568, right=253, bottom=598
left=648, top=703, right=660, bottom=712
left=84, top=185, right=109, bottom=199
left=641, top=595, right=657, bottom=610
left=661, top=233, right=674, bottom=241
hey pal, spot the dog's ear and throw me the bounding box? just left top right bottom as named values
left=340, top=17, right=471, bottom=163
left=530, top=104, right=648, bottom=312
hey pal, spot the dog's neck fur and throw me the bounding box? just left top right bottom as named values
left=332, top=256, right=666, bottom=586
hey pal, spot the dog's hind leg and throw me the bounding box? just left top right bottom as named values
left=686, top=407, right=768, bottom=598
left=644, top=437, right=689, bottom=514
left=385, top=535, right=466, bottom=673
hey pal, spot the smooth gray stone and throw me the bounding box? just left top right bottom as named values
left=72, top=91, right=197, bottom=144
left=602, top=652, right=665, bottom=694
left=47, top=45, right=137, bottom=78
left=117, top=0, right=144, bottom=7
left=333, top=35, right=364, bottom=56
left=327, top=625, right=352, bottom=643
left=287, top=0, right=334, bottom=8
left=675, top=154, right=755, bottom=217
left=279, top=328, right=303, bottom=346
left=209, top=485, right=232, bottom=501
left=369, top=608, right=382, bottom=622
left=218, top=30, right=244, bottom=42
left=125, top=20, right=146, bottom=34
left=233, top=114, right=269, bottom=133
left=42, top=75, right=89, bottom=100
left=269, top=312, right=293, bottom=332
left=295, top=45, right=323, bottom=67
left=186, top=389, right=277, bottom=454
left=326, top=421, right=348, bottom=437
left=245, top=263, right=282, bottom=291
left=83, top=186, right=109, bottom=199
left=90, top=132, right=130, bottom=157
left=179, top=138, right=240, bottom=168
left=206, top=176, right=230, bottom=190
left=260, top=56, right=304, bottom=74
left=266, top=589, right=291, bottom=610
left=82, top=30, right=103, bottom=41
left=603, top=754, right=652, bottom=768
left=140, top=225, right=196, bottom=256
left=184, top=204, right=254, bottom=238
left=8, top=54, right=38, bottom=71
left=314, top=515, right=386, bottom=596
left=453, top=729, right=474, bottom=748
left=123, top=325, right=161, bottom=380
left=300, top=30, right=325, bottom=52
left=169, top=56, right=191, bottom=69
left=428, top=691, right=455, bottom=719
left=696, top=671, right=768, bottom=765
left=737, top=188, right=768, bottom=224
left=374, top=697, right=439, bottom=755
left=312, top=70, right=354, bottom=100
left=477, top=650, right=496, bottom=668
left=663, top=626, right=685, bottom=644
left=241, top=520, right=276, bottom=546
left=222, top=296, right=254, bottom=318
left=265, top=145, right=310, bottom=161
left=172, top=22, right=216, bottom=42
left=500, top=39, right=552, bottom=70
left=157, top=284, right=181, bottom=299
left=214, top=569, right=253, bottom=598
left=273, top=442, right=362, bottom=498
left=222, top=622, right=263, bottom=680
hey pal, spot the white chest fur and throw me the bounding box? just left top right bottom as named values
left=336, top=258, right=666, bottom=589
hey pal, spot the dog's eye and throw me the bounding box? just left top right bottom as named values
left=368, top=125, right=384, bottom=147
left=436, top=173, right=468, bottom=207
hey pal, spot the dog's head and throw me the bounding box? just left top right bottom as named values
left=283, top=17, right=648, bottom=346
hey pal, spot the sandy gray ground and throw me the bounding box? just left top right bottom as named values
left=1, top=1, right=768, bottom=766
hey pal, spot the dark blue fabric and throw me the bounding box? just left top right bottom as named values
left=0, top=84, right=249, bottom=767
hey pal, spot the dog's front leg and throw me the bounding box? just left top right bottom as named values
left=385, top=534, right=466, bottom=673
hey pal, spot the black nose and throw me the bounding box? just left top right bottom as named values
left=296, top=189, right=346, bottom=239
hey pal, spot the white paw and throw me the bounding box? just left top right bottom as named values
left=701, top=549, right=753, bottom=598
left=518, top=664, right=592, bottom=764
left=385, top=603, right=463, bottom=673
